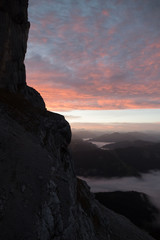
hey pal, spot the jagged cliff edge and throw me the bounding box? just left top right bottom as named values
left=0, top=1, right=156, bottom=240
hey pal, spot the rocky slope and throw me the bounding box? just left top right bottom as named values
left=0, top=0, right=45, bottom=109
left=0, top=1, right=156, bottom=240
left=95, top=191, right=160, bottom=240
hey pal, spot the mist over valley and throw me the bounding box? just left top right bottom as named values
left=70, top=130, right=160, bottom=239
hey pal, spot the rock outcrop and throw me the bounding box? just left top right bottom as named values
left=0, top=1, right=156, bottom=240
left=0, top=0, right=45, bottom=109
left=0, top=0, right=29, bottom=91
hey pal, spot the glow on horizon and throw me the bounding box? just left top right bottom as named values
left=58, top=109, right=160, bottom=123
left=56, top=109, right=160, bottom=132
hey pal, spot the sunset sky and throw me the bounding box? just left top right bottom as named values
left=26, top=0, right=160, bottom=131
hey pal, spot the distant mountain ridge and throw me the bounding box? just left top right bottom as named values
left=103, top=140, right=155, bottom=150
left=70, top=139, right=160, bottom=178
left=72, top=129, right=103, bottom=139
left=91, top=132, right=160, bottom=143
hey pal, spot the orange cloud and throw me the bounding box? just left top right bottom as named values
left=26, top=57, right=160, bottom=111
left=28, top=79, right=160, bottom=112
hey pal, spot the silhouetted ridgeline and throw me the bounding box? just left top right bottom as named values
left=91, top=132, right=160, bottom=143
left=0, top=1, right=156, bottom=239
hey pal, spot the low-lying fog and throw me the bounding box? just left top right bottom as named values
left=79, top=171, right=160, bottom=210
left=90, top=141, right=114, bottom=148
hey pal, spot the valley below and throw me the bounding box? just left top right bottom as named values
left=71, top=130, right=160, bottom=239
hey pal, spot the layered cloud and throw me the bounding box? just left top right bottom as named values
left=26, top=0, right=160, bottom=111
left=70, top=122, right=160, bottom=132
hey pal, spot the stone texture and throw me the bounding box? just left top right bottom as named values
left=0, top=1, right=156, bottom=240
left=0, top=0, right=29, bottom=91
left=0, top=0, right=45, bottom=109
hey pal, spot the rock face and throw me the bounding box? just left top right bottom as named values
left=0, top=1, right=156, bottom=240
left=0, top=0, right=45, bottom=109
left=0, top=0, right=29, bottom=91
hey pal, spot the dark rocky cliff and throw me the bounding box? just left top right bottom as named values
left=0, top=1, right=156, bottom=240
left=0, top=0, right=29, bottom=91
left=0, top=0, right=45, bottom=109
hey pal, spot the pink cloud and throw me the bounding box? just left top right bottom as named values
left=102, top=10, right=110, bottom=17
left=26, top=50, right=160, bottom=111
left=26, top=0, right=160, bottom=111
